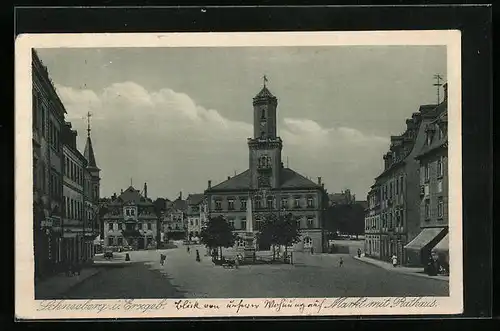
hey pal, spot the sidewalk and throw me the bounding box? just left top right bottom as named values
left=353, top=255, right=449, bottom=282
left=35, top=267, right=102, bottom=299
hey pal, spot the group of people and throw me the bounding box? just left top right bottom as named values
left=187, top=245, right=201, bottom=262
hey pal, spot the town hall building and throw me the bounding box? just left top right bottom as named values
left=204, top=81, right=328, bottom=253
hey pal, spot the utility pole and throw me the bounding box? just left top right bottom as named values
left=433, top=74, right=444, bottom=104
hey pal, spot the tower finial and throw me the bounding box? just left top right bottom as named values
left=433, top=74, right=444, bottom=104
left=87, top=111, right=92, bottom=137
left=263, top=74, right=268, bottom=88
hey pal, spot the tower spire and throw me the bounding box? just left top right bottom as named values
left=87, top=111, right=92, bottom=137
left=433, top=74, right=444, bottom=104
left=263, top=74, right=268, bottom=88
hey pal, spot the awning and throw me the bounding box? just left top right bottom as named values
left=433, top=233, right=449, bottom=252
left=404, top=227, right=445, bottom=251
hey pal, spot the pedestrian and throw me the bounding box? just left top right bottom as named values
left=196, top=249, right=201, bottom=262
left=160, top=253, right=166, bottom=266
left=357, top=248, right=362, bottom=258
left=339, top=257, right=344, bottom=267
left=311, top=246, right=314, bottom=255
left=392, top=254, right=398, bottom=267
left=187, top=246, right=190, bottom=254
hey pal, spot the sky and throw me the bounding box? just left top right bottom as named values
left=36, top=46, right=446, bottom=201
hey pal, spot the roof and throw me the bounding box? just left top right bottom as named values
left=84, top=136, right=98, bottom=168
left=110, top=186, right=152, bottom=206
left=415, top=103, right=448, bottom=159
left=207, top=167, right=321, bottom=192
left=253, top=86, right=277, bottom=103
left=170, top=198, right=187, bottom=211
left=186, top=193, right=204, bottom=205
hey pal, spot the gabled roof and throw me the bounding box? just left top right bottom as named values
left=415, top=103, right=448, bottom=160
left=109, top=186, right=152, bottom=206
left=186, top=193, right=204, bottom=205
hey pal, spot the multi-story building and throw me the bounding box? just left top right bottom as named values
left=61, top=122, right=88, bottom=265
left=204, top=83, right=328, bottom=253
left=405, top=84, right=449, bottom=267
left=162, top=193, right=187, bottom=241
left=186, top=193, right=204, bottom=240
left=364, top=184, right=381, bottom=258
left=328, top=189, right=356, bottom=207
left=32, top=49, right=66, bottom=278
left=369, top=101, right=445, bottom=266
left=102, top=184, right=157, bottom=250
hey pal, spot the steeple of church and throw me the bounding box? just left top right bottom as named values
left=252, top=75, right=278, bottom=139
left=84, top=111, right=99, bottom=170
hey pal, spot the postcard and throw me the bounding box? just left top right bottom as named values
left=15, top=30, right=462, bottom=319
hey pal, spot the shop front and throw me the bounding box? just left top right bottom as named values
left=404, top=227, right=447, bottom=267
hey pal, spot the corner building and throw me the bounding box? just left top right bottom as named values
left=205, top=84, right=328, bottom=253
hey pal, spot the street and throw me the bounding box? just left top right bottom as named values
left=62, top=244, right=449, bottom=299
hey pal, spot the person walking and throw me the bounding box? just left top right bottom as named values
left=195, top=249, right=201, bottom=262
left=187, top=246, right=190, bottom=254
left=160, top=253, right=166, bottom=266
left=339, top=257, right=344, bottom=267
left=392, top=254, right=398, bottom=267
left=357, top=248, right=362, bottom=258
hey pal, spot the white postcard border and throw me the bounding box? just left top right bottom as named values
left=15, top=31, right=463, bottom=319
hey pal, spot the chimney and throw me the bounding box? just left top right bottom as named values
left=179, top=191, right=182, bottom=200
left=322, top=183, right=325, bottom=189
left=227, top=176, right=231, bottom=180
left=317, top=177, right=322, bottom=185
left=443, top=82, right=448, bottom=101
left=144, top=182, right=148, bottom=198
left=208, top=180, right=212, bottom=189
left=120, top=189, right=123, bottom=194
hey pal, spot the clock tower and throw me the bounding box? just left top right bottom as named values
left=248, top=79, right=283, bottom=190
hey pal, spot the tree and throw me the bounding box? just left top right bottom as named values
left=258, top=213, right=301, bottom=262
left=199, top=215, right=237, bottom=259
left=153, top=198, right=167, bottom=246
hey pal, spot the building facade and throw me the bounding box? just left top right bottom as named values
left=366, top=102, right=444, bottom=265
left=186, top=193, right=204, bottom=240
left=364, top=184, right=381, bottom=258
left=62, top=122, right=88, bottom=265
left=405, top=85, right=449, bottom=267
left=204, top=84, right=328, bottom=253
left=32, top=50, right=66, bottom=279
left=102, top=184, right=158, bottom=250
left=162, top=193, right=187, bottom=241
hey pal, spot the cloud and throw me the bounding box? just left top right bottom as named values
left=57, top=82, right=389, bottom=199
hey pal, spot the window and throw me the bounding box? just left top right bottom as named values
left=108, top=237, right=114, bottom=246
left=396, top=210, right=401, bottom=227
left=261, top=108, right=266, bottom=119
left=215, top=200, right=222, bottom=210
left=255, top=220, right=262, bottom=231
left=307, top=217, right=314, bottom=228
left=294, top=197, right=300, bottom=208
left=228, top=219, right=234, bottom=229
left=389, top=182, right=393, bottom=198
left=307, top=197, right=314, bottom=208
left=437, top=180, right=443, bottom=193
left=117, top=237, right=123, bottom=246
left=437, top=197, right=444, bottom=218
left=130, top=209, right=135, bottom=216
left=437, top=157, right=444, bottom=178
left=267, top=196, right=273, bottom=209
left=400, top=176, right=404, bottom=193
left=241, top=219, right=246, bottom=230
left=40, top=102, right=46, bottom=137
left=108, top=223, right=113, bottom=231
left=125, top=209, right=130, bottom=216
left=119, top=223, right=123, bottom=230
left=255, top=198, right=262, bottom=209
left=424, top=199, right=430, bottom=220
left=240, top=199, right=247, bottom=210
left=424, top=164, right=430, bottom=182
left=147, top=223, right=152, bottom=230
left=228, top=199, right=234, bottom=210
left=296, top=220, right=301, bottom=229
left=396, top=178, right=399, bottom=195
